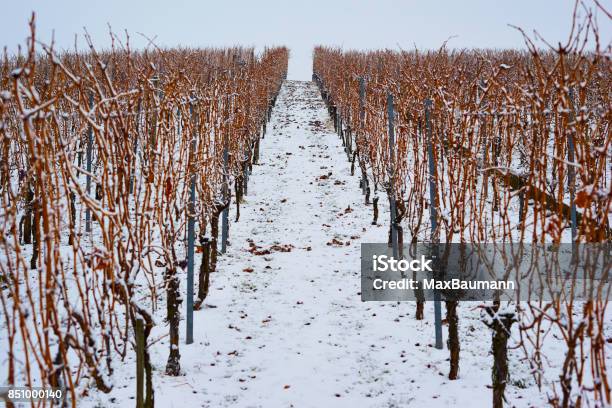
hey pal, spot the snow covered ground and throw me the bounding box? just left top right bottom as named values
left=81, top=81, right=569, bottom=407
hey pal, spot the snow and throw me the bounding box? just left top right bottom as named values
left=10, top=68, right=23, bottom=78
left=72, top=80, right=573, bottom=407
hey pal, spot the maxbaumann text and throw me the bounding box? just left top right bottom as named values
left=372, top=278, right=515, bottom=291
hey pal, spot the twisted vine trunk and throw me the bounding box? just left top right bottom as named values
left=132, top=309, right=154, bottom=408
left=559, top=323, right=585, bottom=408
left=251, top=139, right=257, bottom=170
left=487, top=302, right=516, bottom=408
left=68, top=192, right=76, bottom=246
left=30, top=195, right=40, bottom=270
left=372, top=195, right=379, bottom=225
left=492, top=321, right=509, bottom=408
left=22, top=184, right=33, bottom=244
left=235, top=175, right=243, bottom=222
left=195, top=237, right=211, bottom=308
left=210, top=212, right=219, bottom=272
left=210, top=201, right=229, bottom=272
left=446, top=301, right=460, bottom=380
left=413, top=270, right=424, bottom=320
left=397, top=225, right=404, bottom=258
left=165, top=265, right=181, bottom=376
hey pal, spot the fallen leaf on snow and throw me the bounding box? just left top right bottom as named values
left=326, top=238, right=345, bottom=247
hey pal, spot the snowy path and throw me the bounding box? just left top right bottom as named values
left=86, top=81, right=542, bottom=408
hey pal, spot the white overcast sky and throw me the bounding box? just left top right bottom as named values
left=1, top=0, right=610, bottom=80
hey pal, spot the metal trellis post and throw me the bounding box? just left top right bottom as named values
left=186, top=102, right=196, bottom=344
left=425, top=99, right=443, bottom=350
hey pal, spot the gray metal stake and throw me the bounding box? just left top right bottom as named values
left=425, top=99, right=443, bottom=350
left=186, top=103, right=196, bottom=344
left=186, top=178, right=195, bottom=344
